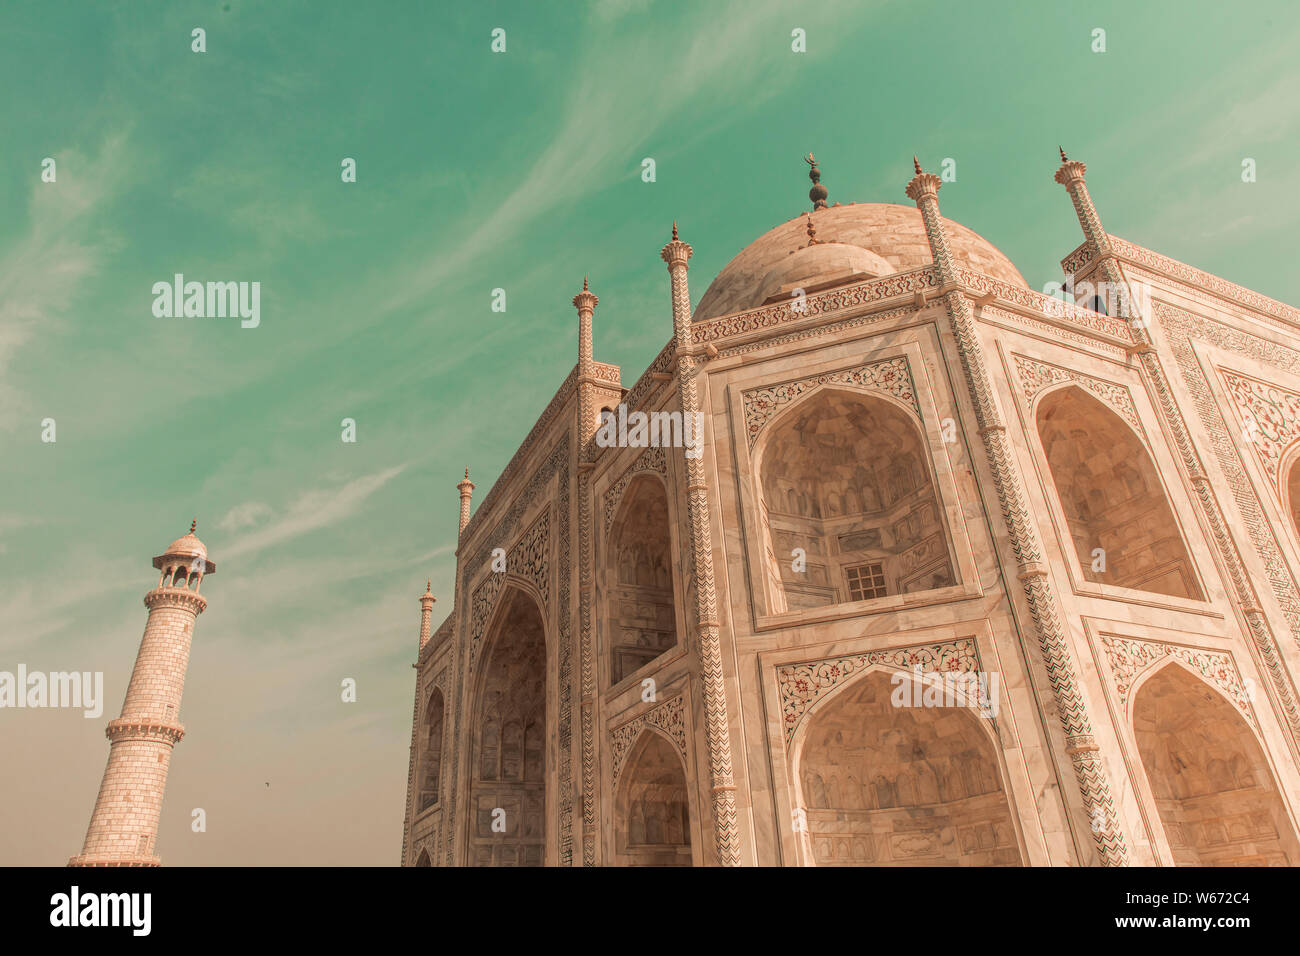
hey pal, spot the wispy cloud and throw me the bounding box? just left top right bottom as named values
left=217, top=501, right=274, bottom=533
left=381, top=0, right=864, bottom=316
left=221, top=465, right=409, bottom=560
left=0, top=134, right=130, bottom=429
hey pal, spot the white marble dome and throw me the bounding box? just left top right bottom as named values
left=693, top=202, right=1028, bottom=322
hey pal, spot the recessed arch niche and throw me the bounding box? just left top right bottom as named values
left=605, top=473, right=679, bottom=684
left=1282, top=448, right=1300, bottom=542
left=614, top=730, right=693, bottom=866
left=755, top=387, right=955, bottom=612
left=793, top=669, right=1021, bottom=866
left=790, top=665, right=1024, bottom=868
left=1133, top=662, right=1299, bottom=866
left=1036, top=386, right=1203, bottom=600
left=418, top=687, right=445, bottom=811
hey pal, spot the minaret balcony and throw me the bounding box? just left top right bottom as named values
left=105, top=717, right=186, bottom=745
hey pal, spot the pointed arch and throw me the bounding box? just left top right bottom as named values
left=1133, top=661, right=1299, bottom=865
left=614, top=728, right=693, bottom=866
left=753, top=385, right=956, bottom=612
left=605, top=473, right=679, bottom=684
left=1279, top=441, right=1300, bottom=542
left=413, top=848, right=431, bottom=868
left=791, top=668, right=1021, bottom=866
left=418, top=687, right=445, bottom=811
left=468, top=586, right=548, bottom=866
left=1036, top=385, right=1203, bottom=600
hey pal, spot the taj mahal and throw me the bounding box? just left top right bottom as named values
left=400, top=150, right=1300, bottom=867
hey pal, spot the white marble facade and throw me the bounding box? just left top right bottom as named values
left=401, top=156, right=1300, bottom=867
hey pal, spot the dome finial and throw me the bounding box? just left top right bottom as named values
left=672, top=220, right=678, bottom=241
left=1059, top=146, right=1068, bottom=162
left=806, top=153, right=828, bottom=210
left=805, top=212, right=818, bottom=246
left=464, top=466, right=469, bottom=479
left=913, top=155, right=922, bottom=175
left=583, top=275, right=589, bottom=292
left=190, top=518, right=197, bottom=535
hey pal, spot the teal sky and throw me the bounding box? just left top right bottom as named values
left=2, top=0, right=1297, bottom=865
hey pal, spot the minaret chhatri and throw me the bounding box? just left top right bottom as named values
left=457, top=467, right=474, bottom=535
left=69, top=521, right=215, bottom=867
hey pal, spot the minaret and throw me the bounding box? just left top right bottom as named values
left=573, top=276, right=600, bottom=441
left=418, top=581, right=436, bottom=652
left=573, top=275, right=601, bottom=863
left=457, top=468, right=474, bottom=536
left=661, top=222, right=741, bottom=866
left=70, top=521, right=214, bottom=867
left=906, top=157, right=1129, bottom=866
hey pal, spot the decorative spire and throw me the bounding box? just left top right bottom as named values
left=425, top=579, right=432, bottom=594
left=905, top=154, right=941, bottom=204
left=572, top=276, right=598, bottom=313
left=661, top=221, right=692, bottom=269
left=457, top=467, right=475, bottom=535
left=1054, top=146, right=1087, bottom=188
left=805, top=212, right=818, bottom=246
left=418, top=580, right=436, bottom=652
left=806, top=152, right=828, bottom=210
left=189, top=519, right=197, bottom=535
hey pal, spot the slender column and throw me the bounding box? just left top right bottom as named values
left=419, top=581, right=437, bottom=652
left=573, top=277, right=599, bottom=865
left=71, top=527, right=213, bottom=867
left=444, top=469, right=473, bottom=865
left=1055, top=151, right=1300, bottom=747
left=457, top=469, right=475, bottom=536
left=907, top=161, right=1129, bottom=865
left=661, top=223, right=741, bottom=866
left=402, top=581, right=438, bottom=864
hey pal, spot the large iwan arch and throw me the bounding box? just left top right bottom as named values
left=793, top=669, right=1022, bottom=866
left=1133, top=662, right=1299, bottom=866
left=468, top=587, right=547, bottom=866
left=756, top=388, right=955, bottom=612
left=1036, top=386, right=1202, bottom=599
left=614, top=730, right=693, bottom=866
